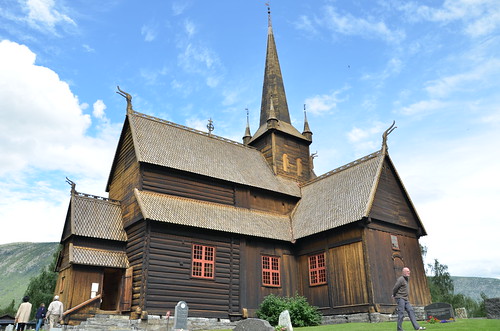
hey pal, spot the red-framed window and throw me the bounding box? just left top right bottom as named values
left=192, top=244, right=215, bottom=279
left=262, top=255, right=280, bottom=287
left=308, top=253, right=327, bottom=286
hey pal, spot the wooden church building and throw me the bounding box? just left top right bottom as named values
left=55, top=10, right=431, bottom=325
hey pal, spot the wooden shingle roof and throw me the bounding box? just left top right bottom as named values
left=69, top=244, right=129, bottom=268
left=134, top=189, right=293, bottom=241
left=69, top=193, right=127, bottom=242
left=291, top=151, right=384, bottom=239
left=127, top=112, right=301, bottom=197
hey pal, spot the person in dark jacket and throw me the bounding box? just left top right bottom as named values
left=35, top=303, right=46, bottom=331
left=392, top=267, right=426, bottom=331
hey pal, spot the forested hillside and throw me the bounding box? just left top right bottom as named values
left=0, top=242, right=59, bottom=308
left=452, top=276, right=500, bottom=301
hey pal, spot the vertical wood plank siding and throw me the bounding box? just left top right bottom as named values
left=108, top=122, right=142, bottom=225
left=144, top=224, right=240, bottom=317
left=370, top=161, right=419, bottom=230
left=365, top=227, right=431, bottom=312
left=125, top=221, right=147, bottom=309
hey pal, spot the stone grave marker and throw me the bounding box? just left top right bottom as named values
left=278, top=310, right=293, bottom=331
left=173, top=301, right=189, bottom=330
left=234, top=318, right=274, bottom=331
left=5, top=324, right=14, bottom=331
left=424, top=302, right=455, bottom=321
left=455, top=307, right=467, bottom=319
left=485, top=298, right=500, bottom=319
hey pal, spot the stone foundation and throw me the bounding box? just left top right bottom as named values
left=60, top=307, right=428, bottom=331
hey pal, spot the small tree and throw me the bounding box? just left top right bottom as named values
left=24, top=246, right=60, bottom=318
left=428, top=258, right=454, bottom=302
left=0, top=299, right=17, bottom=316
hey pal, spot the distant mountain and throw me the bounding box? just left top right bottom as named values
left=452, top=276, right=500, bottom=301
left=0, top=242, right=59, bottom=308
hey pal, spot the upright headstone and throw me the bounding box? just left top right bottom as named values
left=485, top=298, right=500, bottom=319
left=173, top=301, right=189, bottom=330
left=234, top=318, right=274, bottom=331
left=278, top=310, right=293, bottom=331
left=424, top=302, right=455, bottom=321
left=5, top=324, right=14, bottom=331
left=455, top=307, right=468, bottom=319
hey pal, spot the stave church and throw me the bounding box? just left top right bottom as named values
left=55, top=8, right=431, bottom=325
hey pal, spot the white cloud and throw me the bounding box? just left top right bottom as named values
left=141, top=23, right=158, bottom=42
left=184, top=19, right=196, bottom=38
left=172, top=1, right=189, bottom=16
left=24, top=0, right=76, bottom=34
left=398, top=0, right=500, bottom=38
left=305, top=89, right=344, bottom=115
left=399, top=99, right=447, bottom=116
left=0, top=40, right=121, bottom=244
left=322, top=6, right=405, bottom=43
left=395, top=128, right=500, bottom=278
left=92, top=99, right=106, bottom=119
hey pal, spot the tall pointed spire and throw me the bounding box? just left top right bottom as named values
left=302, top=105, right=313, bottom=141
left=243, top=108, right=252, bottom=145
left=259, top=3, right=291, bottom=126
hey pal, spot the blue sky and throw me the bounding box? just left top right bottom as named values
left=1, top=0, right=499, bottom=279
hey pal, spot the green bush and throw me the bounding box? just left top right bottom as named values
left=256, top=294, right=322, bottom=327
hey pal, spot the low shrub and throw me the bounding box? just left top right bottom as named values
left=256, top=294, right=322, bottom=327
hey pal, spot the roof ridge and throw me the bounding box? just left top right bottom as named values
left=132, top=110, right=256, bottom=150
left=74, top=191, right=120, bottom=204
left=300, top=150, right=382, bottom=187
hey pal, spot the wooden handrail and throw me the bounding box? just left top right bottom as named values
left=63, top=294, right=102, bottom=317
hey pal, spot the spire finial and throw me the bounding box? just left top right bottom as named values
left=382, top=120, right=397, bottom=154
left=207, top=118, right=214, bottom=136
left=116, top=86, right=133, bottom=115
left=302, top=104, right=313, bottom=140
left=243, top=107, right=252, bottom=144
left=266, top=2, right=272, bottom=27
left=66, top=177, right=76, bottom=195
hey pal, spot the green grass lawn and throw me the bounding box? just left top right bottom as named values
left=291, top=319, right=500, bottom=330
left=216, top=319, right=500, bottom=331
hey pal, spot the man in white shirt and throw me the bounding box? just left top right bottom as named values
left=46, top=295, right=64, bottom=330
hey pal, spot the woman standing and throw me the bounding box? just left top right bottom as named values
left=35, top=303, right=46, bottom=331
left=15, top=296, right=32, bottom=331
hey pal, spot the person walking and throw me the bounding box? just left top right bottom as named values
left=46, top=295, right=64, bottom=330
left=35, top=303, right=46, bottom=331
left=15, top=296, right=32, bottom=331
left=392, top=267, right=426, bottom=331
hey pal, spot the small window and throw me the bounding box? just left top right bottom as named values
left=192, top=244, right=215, bottom=279
left=391, top=235, right=400, bottom=250
left=308, top=253, right=327, bottom=286
left=297, top=158, right=303, bottom=176
left=59, top=276, right=65, bottom=293
left=262, top=255, right=280, bottom=287
left=283, top=154, right=289, bottom=172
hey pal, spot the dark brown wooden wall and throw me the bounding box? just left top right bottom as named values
left=142, top=165, right=234, bottom=205
left=365, top=226, right=431, bottom=312
left=125, top=221, right=148, bottom=310
left=108, top=121, right=142, bottom=226
left=142, top=164, right=298, bottom=215
left=295, top=226, right=371, bottom=315
left=142, top=223, right=240, bottom=318
left=370, top=160, right=420, bottom=230
left=241, top=237, right=297, bottom=316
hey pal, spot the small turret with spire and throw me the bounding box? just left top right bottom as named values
left=243, top=108, right=252, bottom=145
left=302, top=105, right=313, bottom=141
